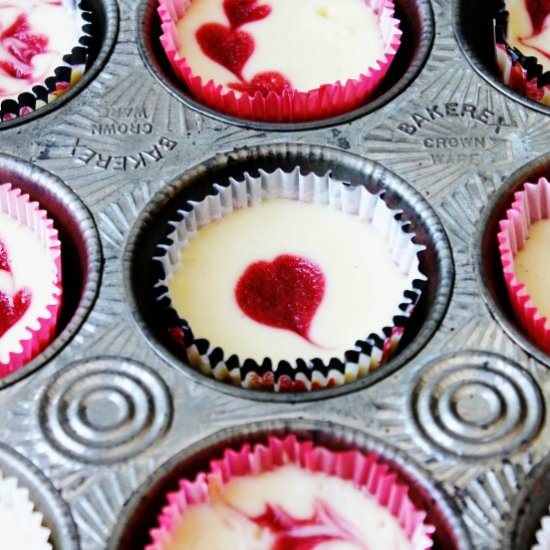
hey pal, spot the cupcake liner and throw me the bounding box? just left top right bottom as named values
left=498, top=177, right=550, bottom=354
left=494, top=3, right=550, bottom=106
left=154, top=167, right=426, bottom=391
left=158, top=0, right=402, bottom=122
left=533, top=506, right=550, bottom=550
left=146, top=435, right=435, bottom=549
left=0, top=469, right=52, bottom=550
left=0, top=183, right=62, bottom=375
left=0, top=2, right=92, bottom=122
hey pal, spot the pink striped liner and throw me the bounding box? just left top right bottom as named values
left=498, top=177, right=550, bottom=354
left=0, top=183, right=62, bottom=376
left=157, top=0, right=402, bottom=122
left=146, top=435, right=435, bottom=549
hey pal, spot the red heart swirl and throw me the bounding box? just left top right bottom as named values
left=0, top=241, right=9, bottom=272
left=0, top=239, right=32, bottom=338
left=0, top=288, right=32, bottom=338
left=0, top=14, right=48, bottom=80
left=224, top=0, right=272, bottom=28
left=235, top=254, right=325, bottom=341
left=196, top=23, right=254, bottom=79
left=229, top=71, right=291, bottom=95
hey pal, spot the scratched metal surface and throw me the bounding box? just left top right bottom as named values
left=0, top=0, right=549, bottom=548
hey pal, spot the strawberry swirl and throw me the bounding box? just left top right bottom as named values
left=0, top=0, right=81, bottom=100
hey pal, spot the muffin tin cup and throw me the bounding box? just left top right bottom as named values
left=493, top=2, right=550, bottom=108
left=0, top=183, right=62, bottom=375
left=146, top=434, right=435, bottom=549
left=123, top=142, right=453, bottom=402
left=0, top=153, right=101, bottom=389
left=155, top=167, right=426, bottom=391
left=0, top=0, right=119, bottom=130
left=497, top=177, right=550, bottom=355
left=137, top=0, right=434, bottom=130
left=0, top=442, right=78, bottom=550
left=157, top=0, right=402, bottom=123
left=505, top=454, right=550, bottom=550
left=477, top=151, right=550, bottom=368
left=107, top=420, right=472, bottom=549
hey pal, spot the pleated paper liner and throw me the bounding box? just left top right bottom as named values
left=533, top=506, right=550, bottom=550
left=494, top=1, right=550, bottom=106
left=0, top=1, right=92, bottom=122
left=0, top=469, right=52, bottom=550
left=0, top=183, right=62, bottom=376
left=157, top=0, right=402, bottom=122
left=154, top=167, right=426, bottom=392
left=498, top=177, right=550, bottom=355
left=146, top=435, right=435, bottom=550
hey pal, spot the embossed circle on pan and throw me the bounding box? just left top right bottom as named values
left=0, top=442, right=79, bottom=549
left=135, top=0, right=434, bottom=130
left=0, top=0, right=119, bottom=130
left=477, top=152, right=550, bottom=367
left=107, top=419, right=472, bottom=549
left=39, top=357, right=172, bottom=464
left=453, top=0, right=550, bottom=116
left=408, top=351, right=543, bottom=459
left=0, top=153, right=101, bottom=389
left=123, top=143, right=453, bottom=402
left=505, top=453, right=550, bottom=550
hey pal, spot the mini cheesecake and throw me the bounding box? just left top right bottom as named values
left=175, top=0, right=387, bottom=95
left=156, top=168, right=424, bottom=390
left=160, top=464, right=415, bottom=550
left=146, top=436, right=435, bottom=550
left=158, top=0, right=402, bottom=121
left=0, top=184, right=62, bottom=375
left=167, top=198, right=410, bottom=364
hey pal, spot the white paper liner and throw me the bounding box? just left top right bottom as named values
left=155, top=167, right=426, bottom=391
left=533, top=506, right=550, bottom=550
left=0, top=470, right=52, bottom=550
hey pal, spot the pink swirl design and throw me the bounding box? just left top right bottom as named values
left=252, top=500, right=369, bottom=550
left=0, top=239, right=32, bottom=338
left=0, top=13, right=48, bottom=86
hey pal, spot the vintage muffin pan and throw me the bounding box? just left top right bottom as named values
left=0, top=0, right=550, bottom=548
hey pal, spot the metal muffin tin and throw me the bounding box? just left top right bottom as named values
left=0, top=0, right=549, bottom=547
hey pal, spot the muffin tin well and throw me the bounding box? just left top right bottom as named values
left=107, top=420, right=471, bottom=549
left=0, top=0, right=119, bottom=130
left=123, top=142, right=453, bottom=401
left=507, top=453, right=550, bottom=550
left=477, top=151, right=550, bottom=367
left=453, top=0, right=550, bottom=116
left=136, top=0, right=434, bottom=130
left=0, top=153, right=101, bottom=388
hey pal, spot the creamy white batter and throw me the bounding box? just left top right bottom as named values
left=167, top=199, right=409, bottom=363
left=515, top=218, right=550, bottom=322
left=0, top=211, right=59, bottom=364
left=177, top=0, right=385, bottom=92
left=161, top=464, right=412, bottom=550
left=506, top=0, right=550, bottom=72
left=0, top=0, right=81, bottom=100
